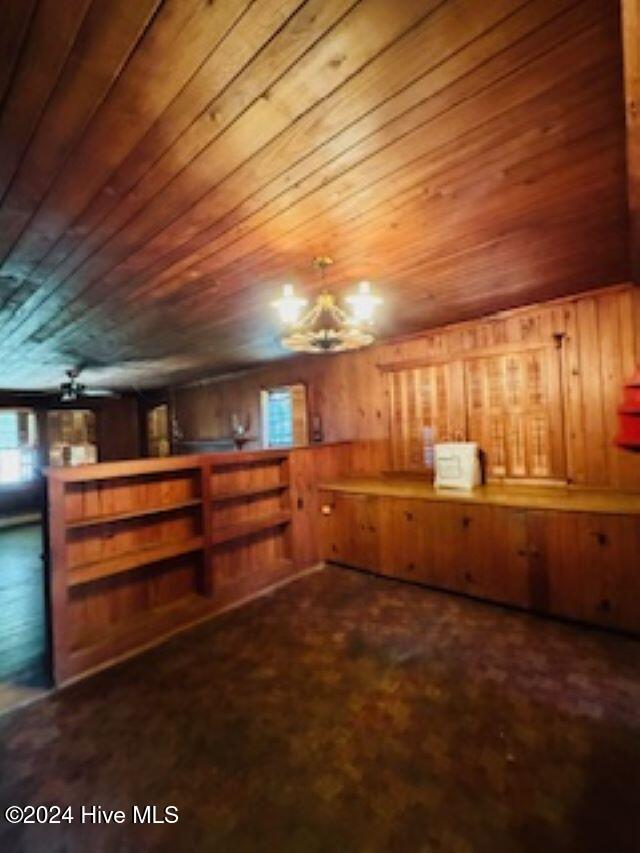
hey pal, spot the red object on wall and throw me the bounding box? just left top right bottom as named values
left=617, top=369, right=640, bottom=451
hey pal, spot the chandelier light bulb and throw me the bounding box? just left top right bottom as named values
left=345, top=280, right=383, bottom=323
left=274, top=261, right=383, bottom=353
left=272, top=283, right=308, bottom=325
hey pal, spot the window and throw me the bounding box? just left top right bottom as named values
left=0, top=409, right=38, bottom=484
left=47, top=410, right=97, bottom=467
left=261, top=384, right=308, bottom=448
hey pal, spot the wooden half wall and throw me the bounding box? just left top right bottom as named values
left=173, top=284, right=640, bottom=490
left=45, top=443, right=351, bottom=685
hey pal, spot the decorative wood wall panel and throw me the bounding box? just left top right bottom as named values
left=173, top=285, right=640, bottom=490
left=465, top=344, right=564, bottom=480
left=388, top=364, right=465, bottom=472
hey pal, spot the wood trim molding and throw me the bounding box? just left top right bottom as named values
left=378, top=339, right=558, bottom=373
left=374, top=282, right=633, bottom=366
left=622, top=0, right=640, bottom=279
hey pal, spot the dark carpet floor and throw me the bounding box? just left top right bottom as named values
left=1, top=565, right=639, bottom=852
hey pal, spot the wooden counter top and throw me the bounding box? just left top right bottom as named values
left=45, top=442, right=352, bottom=482
left=319, top=477, right=640, bottom=515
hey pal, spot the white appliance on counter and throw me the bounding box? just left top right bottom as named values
left=434, top=442, right=482, bottom=491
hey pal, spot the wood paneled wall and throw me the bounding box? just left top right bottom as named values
left=95, top=396, right=141, bottom=463
left=173, top=284, right=640, bottom=490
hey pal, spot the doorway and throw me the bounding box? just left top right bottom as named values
left=146, top=403, right=171, bottom=457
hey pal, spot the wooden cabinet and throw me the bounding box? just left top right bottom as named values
left=456, top=506, right=531, bottom=608
left=527, top=511, right=640, bottom=632
left=321, top=492, right=381, bottom=571
left=377, top=498, right=435, bottom=583
left=320, top=485, right=640, bottom=633
left=322, top=495, right=532, bottom=605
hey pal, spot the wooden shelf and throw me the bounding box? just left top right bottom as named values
left=69, top=593, right=212, bottom=659
left=68, top=536, right=205, bottom=587
left=210, top=484, right=288, bottom=503
left=211, top=451, right=289, bottom=468
left=67, top=498, right=203, bottom=529
left=210, top=512, right=291, bottom=546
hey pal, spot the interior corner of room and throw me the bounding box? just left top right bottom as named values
left=1, top=0, right=640, bottom=848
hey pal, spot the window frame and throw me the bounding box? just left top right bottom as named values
left=260, top=383, right=309, bottom=449
left=0, top=407, right=39, bottom=486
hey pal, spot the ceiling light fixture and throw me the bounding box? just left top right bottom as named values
left=272, top=257, right=382, bottom=354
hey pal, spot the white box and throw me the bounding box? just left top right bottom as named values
left=434, top=442, right=481, bottom=491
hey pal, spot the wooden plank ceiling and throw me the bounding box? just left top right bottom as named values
left=0, top=0, right=630, bottom=390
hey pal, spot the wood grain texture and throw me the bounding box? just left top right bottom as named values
left=172, top=285, right=640, bottom=490
left=622, top=0, right=640, bottom=277
left=317, top=477, right=640, bottom=515
left=0, top=0, right=630, bottom=390
left=319, top=484, right=640, bottom=631
left=45, top=444, right=348, bottom=683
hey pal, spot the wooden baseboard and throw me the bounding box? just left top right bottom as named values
left=0, top=512, right=41, bottom=530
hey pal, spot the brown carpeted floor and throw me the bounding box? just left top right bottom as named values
left=1, top=565, right=639, bottom=852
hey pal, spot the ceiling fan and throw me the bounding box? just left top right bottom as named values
left=59, top=368, right=119, bottom=403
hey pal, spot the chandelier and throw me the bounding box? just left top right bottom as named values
left=272, top=257, right=382, bottom=353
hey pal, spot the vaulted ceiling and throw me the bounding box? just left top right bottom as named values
left=0, top=0, right=631, bottom=390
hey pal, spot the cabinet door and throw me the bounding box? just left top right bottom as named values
left=378, top=498, right=437, bottom=583
left=527, top=511, right=640, bottom=632
left=432, top=504, right=530, bottom=607
left=425, top=502, right=473, bottom=592
left=320, top=493, right=381, bottom=571
left=377, top=500, right=475, bottom=591
left=381, top=498, right=482, bottom=591
left=467, top=507, right=530, bottom=607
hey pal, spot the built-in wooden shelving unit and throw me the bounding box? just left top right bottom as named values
left=46, top=450, right=302, bottom=684
left=46, top=443, right=353, bottom=685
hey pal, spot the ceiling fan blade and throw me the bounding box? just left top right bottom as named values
left=82, top=388, right=120, bottom=398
